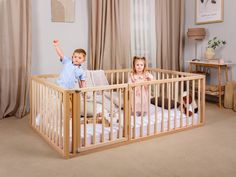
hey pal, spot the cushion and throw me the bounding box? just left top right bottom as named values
left=91, top=70, right=109, bottom=86
left=150, top=97, right=180, bottom=109
left=80, top=101, right=108, bottom=117
left=86, top=70, right=109, bottom=87
left=104, top=92, right=124, bottom=109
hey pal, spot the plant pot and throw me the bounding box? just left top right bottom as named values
left=205, top=48, right=215, bottom=60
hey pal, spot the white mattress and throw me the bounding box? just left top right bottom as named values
left=35, top=104, right=199, bottom=149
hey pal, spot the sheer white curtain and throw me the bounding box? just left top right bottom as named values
left=130, top=0, right=156, bottom=67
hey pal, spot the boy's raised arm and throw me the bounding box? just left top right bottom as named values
left=53, top=40, right=64, bottom=59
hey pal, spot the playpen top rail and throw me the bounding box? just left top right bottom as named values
left=128, top=75, right=204, bottom=87
left=31, top=68, right=205, bottom=92
left=77, top=84, right=128, bottom=93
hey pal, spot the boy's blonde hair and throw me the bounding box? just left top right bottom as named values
left=73, top=48, right=86, bottom=57
left=132, top=56, right=147, bottom=74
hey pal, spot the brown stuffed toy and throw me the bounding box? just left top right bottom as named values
left=182, top=92, right=198, bottom=116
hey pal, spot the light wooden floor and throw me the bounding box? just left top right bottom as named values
left=0, top=103, right=236, bottom=177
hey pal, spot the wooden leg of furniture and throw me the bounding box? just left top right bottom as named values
left=189, top=64, right=192, bottom=73
left=218, top=66, right=222, bottom=108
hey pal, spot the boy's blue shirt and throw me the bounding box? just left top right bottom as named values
left=57, top=56, right=85, bottom=89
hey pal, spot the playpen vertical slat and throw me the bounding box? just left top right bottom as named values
left=133, top=87, right=136, bottom=139
left=124, top=87, right=128, bottom=138
left=36, top=82, right=40, bottom=130
left=37, top=83, right=40, bottom=131
left=176, top=76, right=180, bottom=127
left=201, top=78, right=206, bottom=124
left=102, top=91, right=105, bottom=142
left=111, top=73, right=114, bottom=85
left=167, top=82, right=171, bottom=131
left=45, top=86, right=50, bottom=140
left=63, top=92, right=70, bottom=158
left=186, top=80, right=190, bottom=126
left=49, top=89, right=53, bottom=142
left=174, top=81, right=178, bottom=129
left=122, top=72, right=125, bottom=84
left=93, top=91, right=96, bottom=144
left=192, top=80, right=195, bottom=125
left=128, top=86, right=131, bottom=140
left=83, top=93, right=87, bottom=147
left=39, top=84, right=43, bottom=133
left=154, top=84, right=158, bottom=134
left=116, top=73, right=119, bottom=85
left=198, top=79, right=201, bottom=124
left=44, top=85, right=48, bottom=135
left=161, top=83, right=164, bottom=132
left=31, top=81, right=34, bottom=127
left=47, top=87, right=51, bottom=138
left=171, top=75, right=174, bottom=100
left=47, top=87, right=50, bottom=138
left=30, top=78, right=32, bottom=125
left=40, top=84, right=43, bottom=133
left=33, top=81, right=37, bottom=128
left=78, top=92, right=81, bottom=150
left=140, top=86, right=144, bottom=137
left=52, top=90, right=57, bottom=142
left=162, top=73, right=165, bottom=80
left=72, top=92, right=80, bottom=154
left=31, top=81, right=35, bottom=127
left=59, top=93, right=63, bottom=149
left=53, top=90, right=58, bottom=143
left=147, top=85, right=151, bottom=136
left=180, top=77, right=184, bottom=128
left=118, top=88, right=122, bottom=139
left=49, top=89, right=52, bottom=139
left=55, top=92, right=59, bottom=146
left=51, top=89, right=55, bottom=141
left=42, top=85, right=46, bottom=135
left=110, top=89, right=114, bottom=141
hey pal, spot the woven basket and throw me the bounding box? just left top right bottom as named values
left=224, top=81, right=236, bottom=109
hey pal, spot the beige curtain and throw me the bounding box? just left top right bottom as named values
left=89, top=0, right=130, bottom=70
left=0, top=0, right=31, bottom=119
left=155, top=0, right=185, bottom=71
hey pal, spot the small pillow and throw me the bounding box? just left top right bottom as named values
left=92, top=70, right=109, bottom=86
left=80, top=101, right=108, bottom=117
left=104, top=92, right=124, bottom=109
left=150, top=97, right=180, bottom=109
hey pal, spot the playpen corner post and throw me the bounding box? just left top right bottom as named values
left=63, top=92, right=71, bottom=158
left=72, top=91, right=80, bottom=155
left=201, top=77, right=206, bottom=124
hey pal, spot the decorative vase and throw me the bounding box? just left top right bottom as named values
left=205, top=48, right=215, bottom=60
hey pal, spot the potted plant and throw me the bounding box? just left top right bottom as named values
left=205, top=37, right=226, bottom=60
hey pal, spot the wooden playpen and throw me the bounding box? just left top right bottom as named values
left=30, top=68, right=205, bottom=158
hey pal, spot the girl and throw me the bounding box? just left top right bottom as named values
left=128, top=56, right=153, bottom=116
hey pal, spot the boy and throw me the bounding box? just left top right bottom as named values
left=53, top=40, right=86, bottom=89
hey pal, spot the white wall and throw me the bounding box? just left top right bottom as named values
left=184, top=0, right=236, bottom=82
left=31, top=0, right=89, bottom=74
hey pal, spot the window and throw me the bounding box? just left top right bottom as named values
left=130, top=0, right=156, bottom=67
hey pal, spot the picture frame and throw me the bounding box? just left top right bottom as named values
left=51, top=0, right=75, bottom=23
left=195, top=0, right=224, bottom=24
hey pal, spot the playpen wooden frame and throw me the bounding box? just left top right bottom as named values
left=30, top=68, right=205, bottom=158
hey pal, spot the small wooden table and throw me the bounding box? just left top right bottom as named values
left=187, top=60, right=232, bottom=108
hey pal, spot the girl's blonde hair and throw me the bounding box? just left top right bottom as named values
left=132, top=56, right=147, bottom=74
